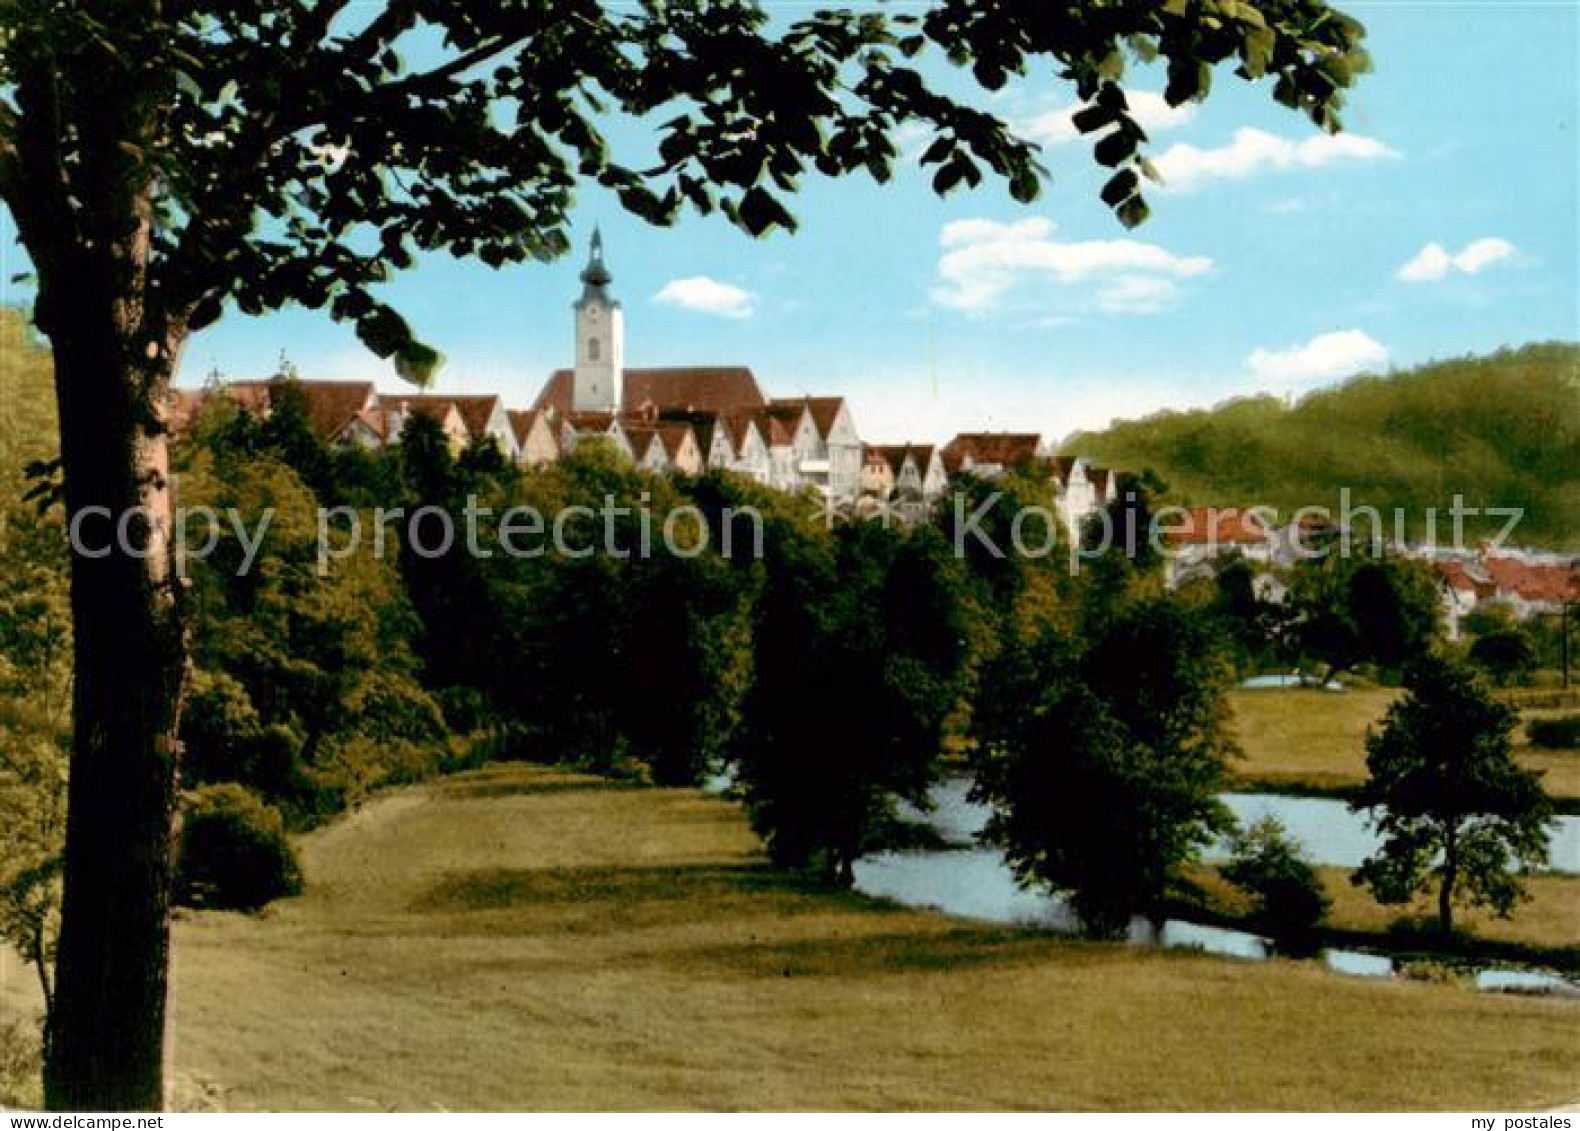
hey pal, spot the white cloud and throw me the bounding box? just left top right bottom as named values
left=1020, top=91, right=1196, bottom=147
left=1246, top=330, right=1388, bottom=393
left=1396, top=237, right=1518, bottom=282
left=932, top=217, right=1212, bottom=316
left=653, top=275, right=756, bottom=319
left=1152, top=127, right=1396, bottom=191
left=1095, top=276, right=1179, bottom=315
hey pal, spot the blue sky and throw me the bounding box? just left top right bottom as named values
left=8, top=3, right=1578, bottom=444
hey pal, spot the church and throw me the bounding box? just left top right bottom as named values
left=530, top=230, right=865, bottom=503
left=168, top=231, right=1123, bottom=535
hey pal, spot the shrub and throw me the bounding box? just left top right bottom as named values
left=1468, top=629, right=1537, bottom=686
left=176, top=784, right=302, bottom=911
left=1526, top=714, right=1580, bottom=749
left=1222, top=817, right=1329, bottom=950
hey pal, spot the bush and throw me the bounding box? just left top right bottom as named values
left=1468, top=629, right=1537, bottom=686
left=176, top=784, right=302, bottom=911
left=1222, top=817, right=1329, bottom=950
left=1526, top=714, right=1580, bottom=749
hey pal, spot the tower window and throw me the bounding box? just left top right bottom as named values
left=588, top=337, right=601, bottom=361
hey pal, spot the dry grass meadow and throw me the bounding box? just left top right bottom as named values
left=7, top=761, right=1575, bottom=1111
left=1227, top=686, right=1580, bottom=807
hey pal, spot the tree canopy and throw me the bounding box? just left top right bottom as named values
left=0, top=0, right=1370, bottom=1111
left=1352, top=656, right=1554, bottom=935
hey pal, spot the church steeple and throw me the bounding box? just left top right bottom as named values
left=580, top=226, right=612, bottom=294
left=572, top=227, right=624, bottom=413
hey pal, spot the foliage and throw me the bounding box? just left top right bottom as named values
left=1065, top=344, right=1580, bottom=546
left=175, top=784, right=303, bottom=912
left=728, top=519, right=972, bottom=884
left=1287, top=549, right=1441, bottom=682
left=1525, top=714, right=1580, bottom=750
left=1468, top=628, right=1537, bottom=687
left=973, top=597, right=1238, bottom=938
left=1222, top=817, right=1329, bottom=949
left=1351, top=656, right=1554, bottom=935
left=180, top=423, right=449, bottom=824
left=0, top=1013, right=44, bottom=1109
left=0, top=309, right=69, bottom=1047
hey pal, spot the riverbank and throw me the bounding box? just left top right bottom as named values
left=1177, top=866, right=1580, bottom=977
left=1227, top=687, right=1580, bottom=813
left=4, top=761, right=1570, bottom=1110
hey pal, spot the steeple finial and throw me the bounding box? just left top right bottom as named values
left=580, top=226, right=611, bottom=290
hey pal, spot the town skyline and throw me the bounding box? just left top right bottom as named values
left=131, top=3, right=1574, bottom=447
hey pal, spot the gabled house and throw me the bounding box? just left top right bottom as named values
left=942, top=432, right=1044, bottom=478
left=721, top=411, right=771, bottom=484
left=507, top=408, right=560, bottom=468
left=447, top=394, right=518, bottom=459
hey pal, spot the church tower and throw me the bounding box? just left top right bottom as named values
left=572, top=228, right=624, bottom=413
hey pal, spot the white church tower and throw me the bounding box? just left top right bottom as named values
left=572, top=228, right=623, bottom=413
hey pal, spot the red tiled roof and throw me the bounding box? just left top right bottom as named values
left=942, top=432, right=1043, bottom=469
left=658, top=408, right=723, bottom=454
left=769, top=396, right=845, bottom=440
left=718, top=410, right=762, bottom=452
left=511, top=404, right=556, bottom=445
left=1162, top=507, right=1273, bottom=547
left=446, top=394, right=505, bottom=438
left=869, top=444, right=911, bottom=476
left=534, top=366, right=767, bottom=416
left=623, top=425, right=661, bottom=461
left=1482, top=556, right=1580, bottom=603
left=216, top=378, right=375, bottom=443
left=653, top=421, right=696, bottom=462
left=561, top=411, right=619, bottom=433
left=381, top=396, right=463, bottom=433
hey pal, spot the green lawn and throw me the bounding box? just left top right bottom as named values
left=1227, top=687, right=1580, bottom=810
left=9, top=761, right=1576, bottom=1111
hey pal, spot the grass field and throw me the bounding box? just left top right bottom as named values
left=9, top=761, right=1577, bottom=1111
left=1227, top=687, right=1580, bottom=809
left=1187, top=866, right=1580, bottom=959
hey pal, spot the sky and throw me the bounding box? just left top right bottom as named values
left=7, top=3, right=1578, bottom=445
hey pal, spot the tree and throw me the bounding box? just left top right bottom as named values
left=974, top=598, right=1238, bottom=937
left=730, top=521, right=970, bottom=885
left=1222, top=817, right=1329, bottom=951
left=1290, top=551, right=1441, bottom=683
left=1467, top=628, right=1536, bottom=687
left=1352, top=656, right=1554, bottom=935
left=0, top=0, right=1368, bottom=1107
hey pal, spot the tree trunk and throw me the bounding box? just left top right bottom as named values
left=42, top=321, right=187, bottom=1111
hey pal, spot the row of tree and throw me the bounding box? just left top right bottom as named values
left=1, top=316, right=1557, bottom=1104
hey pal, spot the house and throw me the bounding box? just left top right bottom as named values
left=941, top=432, right=1044, bottom=477
left=507, top=408, right=560, bottom=468
left=766, top=396, right=861, bottom=503
left=1435, top=549, right=1579, bottom=640
left=862, top=443, right=950, bottom=522
left=721, top=410, right=772, bottom=484
left=1160, top=506, right=1277, bottom=587
left=379, top=395, right=473, bottom=452
left=170, top=375, right=382, bottom=448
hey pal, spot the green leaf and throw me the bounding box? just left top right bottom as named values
left=1100, top=169, right=1139, bottom=208
left=1116, top=196, right=1150, bottom=229
left=735, top=187, right=795, bottom=236
left=394, top=341, right=444, bottom=387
